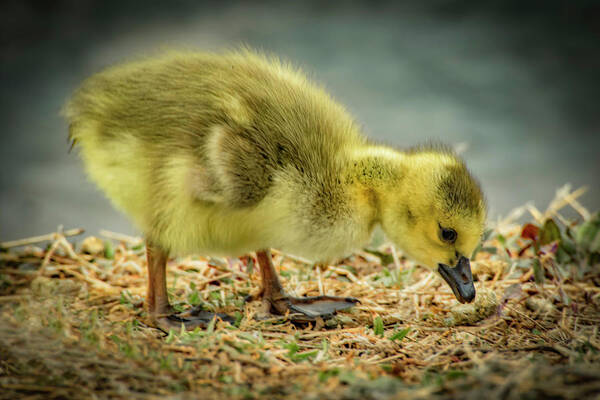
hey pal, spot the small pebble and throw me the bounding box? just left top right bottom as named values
left=81, top=236, right=105, bottom=255
left=444, top=288, right=498, bottom=326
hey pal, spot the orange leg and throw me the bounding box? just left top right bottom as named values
left=145, top=241, right=172, bottom=317
left=256, top=249, right=285, bottom=300
left=255, top=249, right=359, bottom=321
left=145, top=240, right=232, bottom=330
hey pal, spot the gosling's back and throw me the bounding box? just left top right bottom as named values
left=64, top=50, right=370, bottom=258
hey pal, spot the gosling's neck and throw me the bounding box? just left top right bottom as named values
left=345, top=146, right=406, bottom=225
left=346, top=146, right=459, bottom=224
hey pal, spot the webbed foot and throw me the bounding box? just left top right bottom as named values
left=266, top=295, right=359, bottom=322
left=154, top=305, right=234, bottom=331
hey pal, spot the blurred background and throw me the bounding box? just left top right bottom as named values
left=1, top=0, right=598, bottom=241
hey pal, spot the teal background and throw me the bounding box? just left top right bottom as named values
left=1, top=1, right=598, bottom=240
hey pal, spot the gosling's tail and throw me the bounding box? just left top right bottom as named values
left=62, top=98, right=80, bottom=153
left=67, top=123, right=78, bottom=153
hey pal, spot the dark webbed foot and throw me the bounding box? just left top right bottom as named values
left=155, top=305, right=234, bottom=331
left=254, top=249, right=359, bottom=323
left=266, top=295, right=360, bottom=322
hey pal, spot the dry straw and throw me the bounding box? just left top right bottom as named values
left=0, top=185, right=599, bottom=399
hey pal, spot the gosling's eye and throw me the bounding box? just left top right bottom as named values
left=440, top=227, right=457, bottom=244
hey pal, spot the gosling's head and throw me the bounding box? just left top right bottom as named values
left=381, top=150, right=486, bottom=303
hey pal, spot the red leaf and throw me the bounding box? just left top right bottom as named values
left=521, top=223, right=540, bottom=242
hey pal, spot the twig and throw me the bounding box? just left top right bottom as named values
left=0, top=295, right=30, bottom=303
left=526, top=203, right=544, bottom=224
left=424, top=344, right=453, bottom=362
left=391, top=245, right=402, bottom=271
left=0, top=383, right=65, bottom=392
left=196, top=272, right=233, bottom=288
left=546, top=185, right=590, bottom=220
left=316, top=265, right=324, bottom=296
left=99, top=230, right=143, bottom=244
left=270, top=249, right=313, bottom=265
left=0, top=228, right=84, bottom=249
left=52, top=265, right=116, bottom=291
left=369, top=352, right=409, bottom=364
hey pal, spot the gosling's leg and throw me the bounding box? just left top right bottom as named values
left=256, top=249, right=359, bottom=322
left=145, top=240, right=232, bottom=331
left=145, top=241, right=172, bottom=316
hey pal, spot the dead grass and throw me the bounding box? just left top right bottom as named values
left=1, top=185, right=599, bottom=399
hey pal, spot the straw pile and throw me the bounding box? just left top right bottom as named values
left=1, top=185, right=599, bottom=399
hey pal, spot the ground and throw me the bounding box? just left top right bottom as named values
left=1, top=187, right=599, bottom=400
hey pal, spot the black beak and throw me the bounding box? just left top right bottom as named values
left=438, top=256, right=475, bottom=303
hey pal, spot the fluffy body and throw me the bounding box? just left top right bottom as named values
left=64, top=50, right=486, bottom=269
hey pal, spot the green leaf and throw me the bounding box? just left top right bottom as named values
left=338, top=370, right=357, bottom=384
left=560, top=236, right=577, bottom=255
left=172, top=303, right=185, bottom=313
left=591, top=233, right=600, bottom=253
left=188, top=290, right=201, bottom=306
left=283, top=341, right=318, bottom=362
left=556, top=246, right=571, bottom=264
left=482, top=228, right=494, bottom=242
left=540, top=218, right=561, bottom=246
left=380, top=364, right=393, bottom=373
left=364, top=249, right=394, bottom=266
left=293, top=349, right=319, bottom=361
left=109, top=334, right=121, bottom=344
left=165, top=329, right=177, bottom=344
left=481, top=246, right=498, bottom=255
left=283, top=341, right=299, bottom=356
left=390, top=327, right=411, bottom=342
left=471, top=243, right=482, bottom=259
left=445, top=370, right=467, bottom=380
left=532, top=259, right=545, bottom=284
left=233, top=311, right=243, bottom=328
left=373, top=316, right=384, bottom=337
left=496, top=234, right=507, bottom=246
left=245, top=257, right=254, bottom=275
left=206, top=315, right=216, bottom=335
left=119, top=291, right=130, bottom=305
left=318, top=368, right=340, bottom=382
left=576, top=213, right=600, bottom=250
left=104, top=240, right=114, bottom=259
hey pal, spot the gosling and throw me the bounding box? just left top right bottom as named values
left=64, top=49, right=486, bottom=329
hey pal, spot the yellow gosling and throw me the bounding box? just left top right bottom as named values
left=64, top=49, right=486, bottom=329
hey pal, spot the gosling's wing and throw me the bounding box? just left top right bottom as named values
left=64, top=49, right=364, bottom=211
left=195, top=124, right=290, bottom=208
